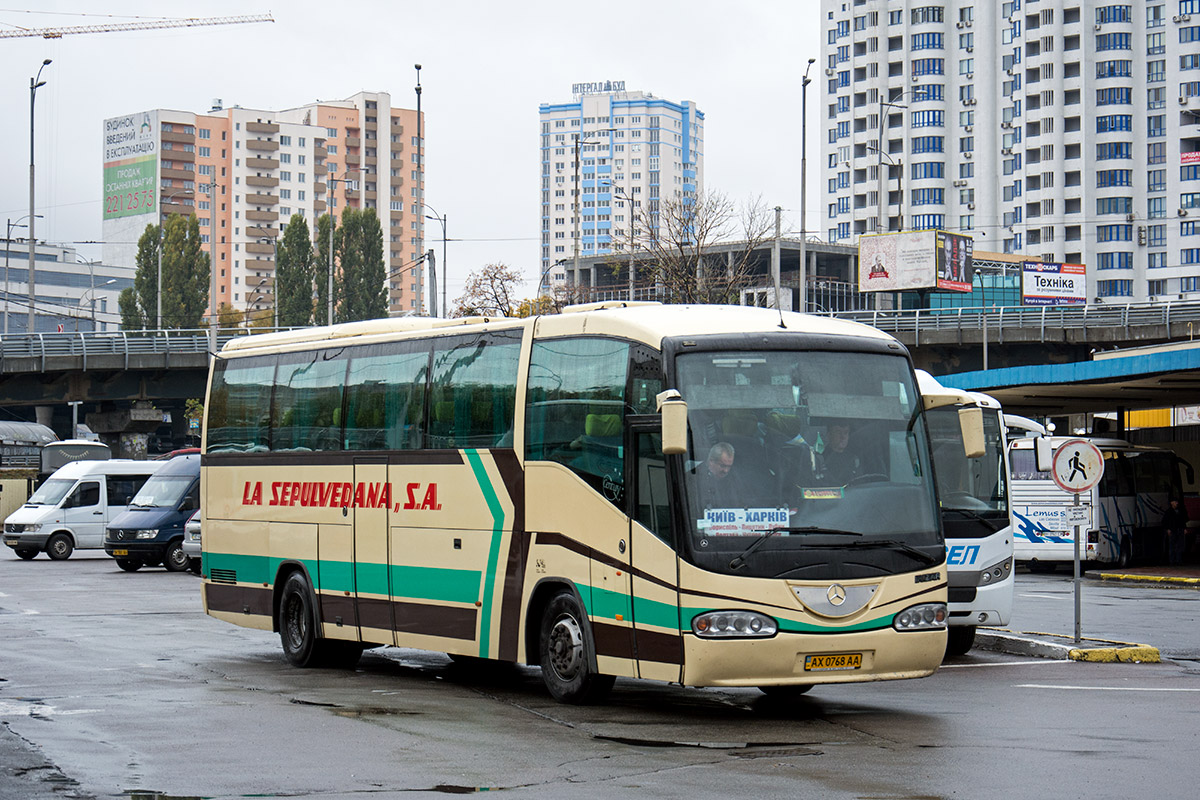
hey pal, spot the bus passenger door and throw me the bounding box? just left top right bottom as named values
left=354, top=459, right=393, bottom=645
left=628, top=424, right=684, bottom=683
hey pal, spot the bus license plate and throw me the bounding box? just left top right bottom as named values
left=804, top=653, right=862, bottom=671
left=112, top=549, right=128, bottom=556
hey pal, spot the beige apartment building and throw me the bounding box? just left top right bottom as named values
left=102, top=91, right=424, bottom=322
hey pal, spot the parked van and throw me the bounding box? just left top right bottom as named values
left=3, top=459, right=163, bottom=560
left=104, top=455, right=200, bottom=572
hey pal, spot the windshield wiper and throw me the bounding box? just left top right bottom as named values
left=942, top=507, right=1003, bottom=532
left=828, top=538, right=943, bottom=566
left=729, top=526, right=863, bottom=570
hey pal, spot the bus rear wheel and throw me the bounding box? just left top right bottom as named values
left=945, top=626, right=977, bottom=657
left=278, top=572, right=362, bottom=669
left=538, top=591, right=613, bottom=704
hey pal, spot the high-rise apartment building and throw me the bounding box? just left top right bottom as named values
left=539, top=85, right=704, bottom=292
left=820, top=1, right=1200, bottom=303
left=102, top=91, right=424, bottom=321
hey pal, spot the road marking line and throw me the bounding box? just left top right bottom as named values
left=1019, top=593, right=1065, bottom=600
left=941, top=660, right=1070, bottom=669
left=1016, top=684, right=1200, bottom=692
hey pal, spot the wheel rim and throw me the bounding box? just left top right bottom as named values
left=168, top=546, right=187, bottom=569
left=50, top=539, right=68, bottom=557
left=284, top=595, right=307, bottom=651
left=547, top=613, right=585, bottom=681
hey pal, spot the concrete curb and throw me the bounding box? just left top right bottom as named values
left=1090, top=572, right=1200, bottom=588
left=975, top=628, right=1161, bottom=663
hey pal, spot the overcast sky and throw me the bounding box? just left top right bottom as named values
left=0, top=1, right=823, bottom=304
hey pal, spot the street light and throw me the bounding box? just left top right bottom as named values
left=870, top=145, right=905, bottom=232
left=246, top=276, right=269, bottom=328
left=5, top=214, right=41, bottom=335
left=571, top=129, right=617, bottom=293
left=800, top=57, right=815, bottom=312
left=424, top=204, right=447, bottom=317
left=324, top=172, right=341, bottom=326
left=80, top=278, right=116, bottom=330
left=414, top=64, right=425, bottom=315
left=877, top=88, right=913, bottom=233
left=28, top=58, right=51, bottom=334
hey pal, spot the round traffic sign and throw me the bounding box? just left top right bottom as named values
left=1050, top=439, right=1105, bottom=494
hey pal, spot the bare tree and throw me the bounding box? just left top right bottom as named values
left=606, top=190, right=774, bottom=305
left=451, top=262, right=524, bottom=317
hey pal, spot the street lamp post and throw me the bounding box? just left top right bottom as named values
left=600, top=180, right=637, bottom=300
left=5, top=215, right=40, bottom=335
left=208, top=175, right=218, bottom=352
left=28, top=58, right=51, bottom=334
left=877, top=89, right=911, bottom=234
left=325, top=173, right=339, bottom=326
left=256, top=236, right=278, bottom=329
left=414, top=64, right=425, bottom=316
left=424, top=205, right=447, bottom=317
left=800, top=57, right=815, bottom=313
left=871, top=147, right=905, bottom=233
left=81, top=277, right=116, bottom=330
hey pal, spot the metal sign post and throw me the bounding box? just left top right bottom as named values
left=1050, top=439, right=1104, bottom=644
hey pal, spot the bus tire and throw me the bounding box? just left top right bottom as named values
left=538, top=591, right=614, bottom=704
left=116, top=558, right=143, bottom=572
left=163, top=541, right=189, bottom=572
left=46, top=533, right=73, bottom=561
left=14, top=548, right=38, bottom=560
left=278, top=573, right=363, bottom=668
left=945, top=626, right=976, bottom=657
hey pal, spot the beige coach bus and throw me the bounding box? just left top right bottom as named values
left=201, top=303, right=972, bottom=703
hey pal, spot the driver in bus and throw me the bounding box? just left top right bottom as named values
left=818, top=423, right=866, bottom=484
left=697, top=442, right=743, bottom=509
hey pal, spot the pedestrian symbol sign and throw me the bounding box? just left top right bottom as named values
left=1051, top=439, right=1104, bottom=494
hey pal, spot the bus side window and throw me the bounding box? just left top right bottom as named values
left=634, top=432, right=672, bottom=543
left=207, top=355, right=276, bottom=453
left=526, top=337, right=630, bottom=507
left=273, top=349, right=348, bottom=452
left=429, top=331, right=521, bottom=449
left=344, top=341, right=429, bottom=451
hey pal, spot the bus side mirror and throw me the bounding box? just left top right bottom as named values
left=1035, top=436, right=1053, bottom=472
left=958, top=406, right=985, bottom=459
left=656, top=389, right=688, bottom=456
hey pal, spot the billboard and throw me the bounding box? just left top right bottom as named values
left=1021, top=261, right=1086, bottom=306
left=102, top=112, right=158, bottom=222
left=858, top=230, right=974, bottom=293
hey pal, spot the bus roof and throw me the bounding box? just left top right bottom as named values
left=219, top=304, right=897, bottom=356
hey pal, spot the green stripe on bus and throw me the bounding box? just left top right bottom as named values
left=205, top=551, right=481, bottom=605
left=465, top=449, right=506, bottom=659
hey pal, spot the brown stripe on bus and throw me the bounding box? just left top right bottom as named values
left=393, top=601, right=478, bottom=641
left=319, top=593, right=357, bottom=627
left=204, top=583, right=273, bottom=617
left=592, top=620, right=635, bottom=660
left=490, top=448, right=527, bottom=662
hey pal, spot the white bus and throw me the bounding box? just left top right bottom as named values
left=917, top=372, right=1014, bottom=656
left=1010, top=436, right=1187, bottom=569
left=201, top=304, right=975, bottom=703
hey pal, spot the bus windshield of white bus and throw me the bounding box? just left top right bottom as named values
left=675, top=349, right=942, bottom=579
left=926, top=406, right=1009, bottom=538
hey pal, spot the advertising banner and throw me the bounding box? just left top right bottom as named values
left=935, top=231, right=974, bottom=292
left=102, top=112, right=158, bottom=221
left=858, top=230, right=974, bottom=293
left=1022, top=261, right=1087, bottom=306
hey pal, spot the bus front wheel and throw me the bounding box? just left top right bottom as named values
left=278, top=573, right=362, bottom=669
left=539, top=592, right=613, bottom=704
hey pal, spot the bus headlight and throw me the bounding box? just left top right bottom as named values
left=978, top=556, right=1013, bottom=584
left=135, top=529, right=160, bottom=539
left=893, top=603, right=947, bottom=631
left=692, top=610, right=778, bottom=638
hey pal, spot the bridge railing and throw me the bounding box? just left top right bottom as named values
left=830, top=300, right=1200, bottom=344
left=0, top=329, right=244, bottom=371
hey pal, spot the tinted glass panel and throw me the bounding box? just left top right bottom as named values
left=208, top=355, right=275, bottom=453
left=344, top=340, right=430, bottom=451
left=272, top=350, right=347, bottom=452
left=428, top=331, right=521, bottom=449
left=526, top=337, right=630, bottom=503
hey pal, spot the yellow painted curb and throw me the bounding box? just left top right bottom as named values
left=1068, top=646, right=1160, bottom=663
left=1095, top=573, right=1200, bottom=586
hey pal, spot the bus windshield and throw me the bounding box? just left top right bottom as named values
left=927, top=406, right=1009, bottom=538
left=130, top=475, right=194, bottom=508
left=675, top=349, right=942, bottom=580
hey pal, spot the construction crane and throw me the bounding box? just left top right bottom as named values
left=0, top=13, right=274, bottom=39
